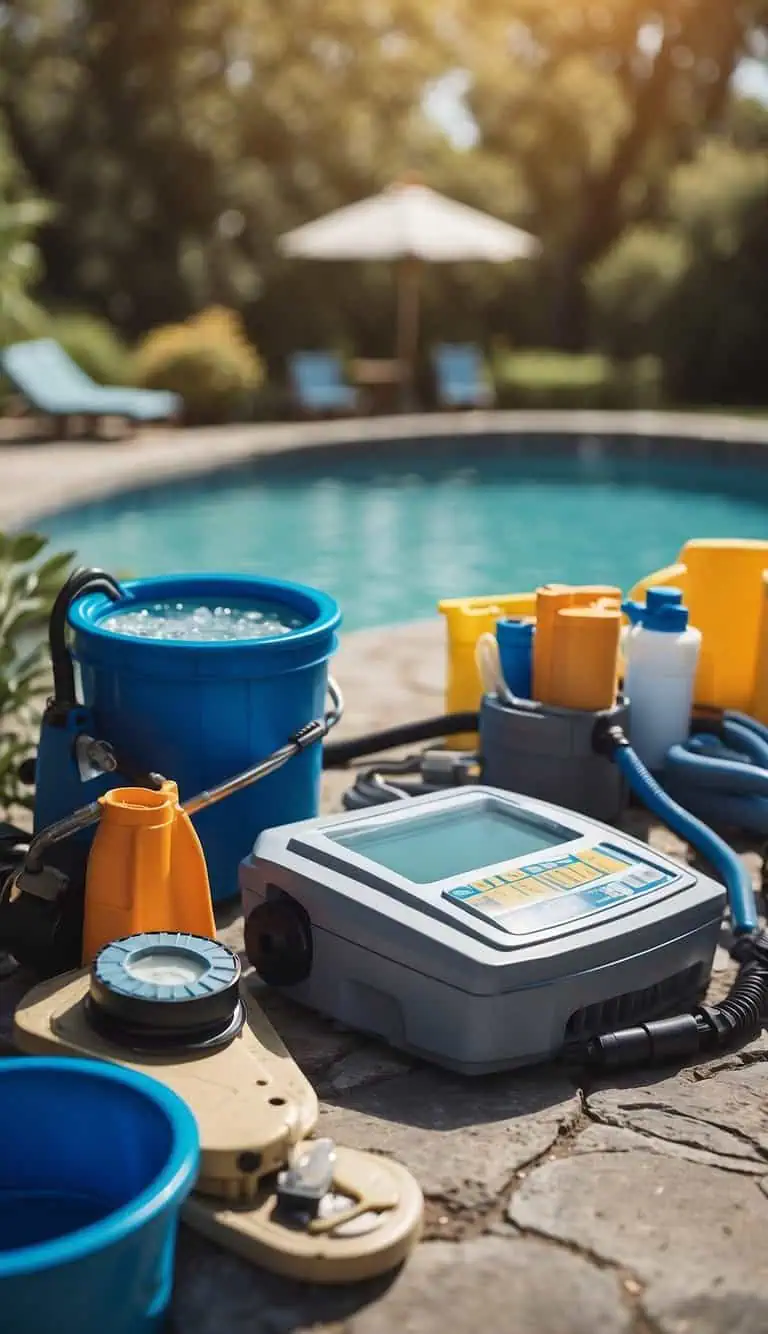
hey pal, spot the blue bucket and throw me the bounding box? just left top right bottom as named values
left=69, top=572, right=341, bottom=901
left=0, top=1056, right=199, bottom=1334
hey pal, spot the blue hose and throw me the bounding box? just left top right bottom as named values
left=663, top=713, right=768, bottom=835
left=615, top=743, right=758, bottom=934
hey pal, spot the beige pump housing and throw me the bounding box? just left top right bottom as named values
left=15, top=970, right=423, bottom=1283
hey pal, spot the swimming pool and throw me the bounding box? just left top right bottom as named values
left=38, top=437, right=768, bottom=630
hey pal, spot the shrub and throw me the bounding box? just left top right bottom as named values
left=45, top=311, right=134, bottom=386
left=492, top=349, right=662, bottom=410
left=0, top=532, right=74, bottom=815
left=135, top=306, right=265, bottom=424
left=588, top=227, right=690, bottom=361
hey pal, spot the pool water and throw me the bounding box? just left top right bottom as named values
left=38, top=442, right=768, bottom=631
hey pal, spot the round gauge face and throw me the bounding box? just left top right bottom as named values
left=93, top=933, right=239, bottom=1004
left=123, top=948, right=209, bottom=987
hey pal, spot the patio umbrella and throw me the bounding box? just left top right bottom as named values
left=277, top=179, right=540, bottom=408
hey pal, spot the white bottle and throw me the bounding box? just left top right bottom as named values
left=621, top=587, right=701, bottom=771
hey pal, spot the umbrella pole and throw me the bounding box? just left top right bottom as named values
left=396, top=257, right=420, bottom=412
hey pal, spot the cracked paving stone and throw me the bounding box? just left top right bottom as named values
left=248, top=987, right=362, bottom=1081
left=571, top=1122, right=766, bottom=1176
left=318, top=1068, right=580, bottom=1209
left=343, top=1236, right=632, bottom=1334
left=508, top=1150, right=768, bottom=1334
left=172, top=1232, right=632, bottom=1334
left=587, top=1061, right=768, bottom=1166
left=316, top=1045, right=416, bottom=1097
left=172, top=1228, right=393, bottom=1334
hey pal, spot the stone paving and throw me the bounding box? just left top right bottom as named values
left=1, top=414, right=768, bottom=1331
left=2, top=618, right=766, bottom=1333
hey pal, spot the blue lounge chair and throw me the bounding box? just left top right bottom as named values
left=288, top=351, right=358, bottom=416
left=0, top=338, right=182, bottom=432
left=432, top=343, right=494, bottom=410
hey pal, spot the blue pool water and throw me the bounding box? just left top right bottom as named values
left=37, top=441, right=768, bottom=630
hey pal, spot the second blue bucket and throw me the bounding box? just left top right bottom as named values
left=0, top=1056, right=198, bottom=1334
left=69, top=572, right=341, bottom=901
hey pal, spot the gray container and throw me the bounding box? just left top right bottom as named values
left=480, top=692, right=629, bottom=822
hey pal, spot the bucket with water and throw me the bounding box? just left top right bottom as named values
left=34, top=571, right=341, bottom=902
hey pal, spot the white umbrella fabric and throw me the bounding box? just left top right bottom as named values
left=278, top=180, right=540, bottom=406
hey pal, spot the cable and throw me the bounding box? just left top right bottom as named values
left=323, top=711, right=478, bottom=769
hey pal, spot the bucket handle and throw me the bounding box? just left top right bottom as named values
left=49, top=567, right=126, bottom=709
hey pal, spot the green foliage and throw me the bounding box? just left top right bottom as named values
left=0, top=119, right=51, bottom=345
left=492, top=349, right=662, bottom=410
left=0, top=0, right=766, bottom=400
left=589, top=227, right=691, bottom=360
left=135, top=307, right=265, bottom=425
left=589, top=139, right=768, bottom=403
left=0, top=533, right=74, bottom=814
left=43, top=311, right=134, bottom=386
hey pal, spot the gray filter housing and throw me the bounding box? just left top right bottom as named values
left=480, top=693, right=630, bottom=822
left=240, top=786, right=725, bottom=1075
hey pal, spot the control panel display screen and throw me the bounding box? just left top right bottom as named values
left=329, top=801, right=579, bottom=884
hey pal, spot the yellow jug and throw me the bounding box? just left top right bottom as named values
left=82, top=781, right=216, bottom=965
left=628, top=539, right=768, bottom=712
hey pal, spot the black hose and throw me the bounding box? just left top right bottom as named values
left=573, top=929, right=768, bottom=1071
left=323, top=712, right=478, bottom=769
left=49, top=567, right=125, bottom=707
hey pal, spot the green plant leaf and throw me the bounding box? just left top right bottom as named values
left=36, top=550, right=76, bottom=588
left=8, top=533, right=48, bottom=563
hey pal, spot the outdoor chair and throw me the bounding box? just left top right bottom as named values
left=432, top=343, right=494, bottom=410
left=0, top=338, right=182, bottom=437
left=288, top=351, right=359, bottom=417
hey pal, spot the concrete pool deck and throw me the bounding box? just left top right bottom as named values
left=0, top=616, right=766, bottom=1334
left=1, top=412, right=767, bottom=1331
left=3, top=407, right=768, bottom=530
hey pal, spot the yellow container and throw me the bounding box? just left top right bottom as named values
left=628, top=539, right=768, bottom=712
left=438, top=592, right=536, bottom=746
left=82, top=781, right=216, bottom=965
left=438, top=585, right=622, bottom=745
left=548, top=606, right=621, bottom=712
left=751, top=571, right=768, bottom=725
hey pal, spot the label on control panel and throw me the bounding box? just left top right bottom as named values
left=444, top=844, right=676, bottom=934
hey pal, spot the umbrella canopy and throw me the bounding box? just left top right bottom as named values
left=278, top=181, right=539, bottom=264
left=278, top=181, right=540, bottom=409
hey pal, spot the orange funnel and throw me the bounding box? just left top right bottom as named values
left=82, top=782, right=216, bottom=965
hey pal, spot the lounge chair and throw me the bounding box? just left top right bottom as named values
left=288, top=351, right=359, bottom=416
left=0, top=338, right=182, bottom=435
left=432, top=343, right=494, bottom=410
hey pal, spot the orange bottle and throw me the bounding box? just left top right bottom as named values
left=533, top=585, right=621, bottom=704
left=82, top=781, right=216, bottom=964
left=548, top=606, right=622, bottom=712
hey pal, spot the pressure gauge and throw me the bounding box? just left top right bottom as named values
left=87, top=932, right=244, bottom=1053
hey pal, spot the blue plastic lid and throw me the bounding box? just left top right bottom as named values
left=621, top=585, right=689, bottom=633
left=496, top=617, right=535, bottom=646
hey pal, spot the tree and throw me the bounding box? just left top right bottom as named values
left=457, top=0, right=768, bottom=344
left=0, top=118, right=50, bottom=343
left=589, top=132, right=768, bottom=402
left=0, top=0, right=451, bottom=341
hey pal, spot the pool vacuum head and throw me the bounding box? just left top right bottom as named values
left=13, top=932, right=423, bottom=1283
